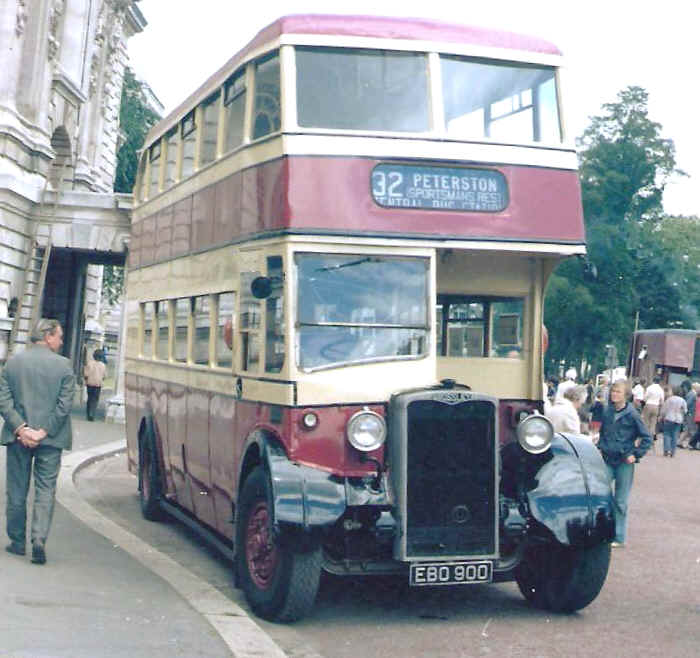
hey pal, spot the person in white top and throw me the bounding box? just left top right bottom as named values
left=631, top=379, right=645, bottom=409
left=83, top=349, right=107, bottom=422
left=555, top=368, right=577, bottom=401
left=546, top=385, right=588, bottom=435
left=659, top=387, right=687, bottom=457
left=642, top=376, right=665, bottom=436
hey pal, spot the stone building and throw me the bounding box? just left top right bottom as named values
left=0, top=0, right=145, bottom=390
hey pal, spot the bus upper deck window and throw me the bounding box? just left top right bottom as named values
left=441, top=56, right=561, bottom=144
left=163, top=128, right=178, bottom=188
left=149, top=142, right=161, bottom=198
left=200, top=91, right=220, bottom=166
left=181, top=111, right=196, bottom=178
left=252, top=53, right=280, bottom=140
left=295, top=47, right=429, bottom=133
left=224, top=70, right=246, bottom=152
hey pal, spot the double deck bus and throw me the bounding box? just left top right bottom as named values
left=125, top=14, right=615, bottom=622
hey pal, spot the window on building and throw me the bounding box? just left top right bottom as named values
left=252, top=53, right=280, bottom=140
left=163, top=127, right=178, bottom=188
left=224, top=69, right=246, bottom=152
left=181, top=111, right=196, bottom=178
left=142, top=302, right=154, bottom=358
left=216, top=292, right=235, bottom=368
left=200, top=91, right=220, bottom=166
left=265, top=256, right=285, bottom=373
left=193, top=295, right=211, bottom=365
left=174, top=298, right=189, bottom=363
left=156, top=300, right=170, bottom=360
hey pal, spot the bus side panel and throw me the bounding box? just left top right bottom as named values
left=285, top=157, right=585, bottom=243
left=124, top=373, right=141, bottom=474
left=172, top=195, right=193, bottom=258
left=241, top=159, right=288, bottom=235
left=213, top=176, right=242, bottom=245
left=185, top=387, right=217, bottom=530
left=192, top=184, right=216, bottom=252
left=167, top=383, right=194, bottom=511
left=155, top=206, right=173, bottom=263
left=209, top=393, right=237, bottom=538
left=152, top=378, right=173, bottom=495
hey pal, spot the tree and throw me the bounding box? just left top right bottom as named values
left=105, top=68, right=161, bottom=303
left=544, top=87, right=690, bottom=375
left=114, top=67, right=160, bottom=194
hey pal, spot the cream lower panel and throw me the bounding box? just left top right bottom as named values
left=437, top=357, right=533, bottom=399
left=237, top=376, right=295, bottom=406
left=295, top=358, right=436, bottom=406
left=126, top=358, right=295, bottom=405
left=126, top=245, right=242, bottom=301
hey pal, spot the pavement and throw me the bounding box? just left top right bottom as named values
left=0, top=394, right=287, bottom=658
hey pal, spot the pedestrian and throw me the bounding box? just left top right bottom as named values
left=546, top=384, right=588, bottom=434
left=689, top=383, right=700, bottom=450
left=555, top=368, right=577, bottom=400
left=83, top=348, right=107, bottom=421
left=632, top=378, right=646, bottom=410
left=677, top=380, right=696, bottom=449
left=597, top=378, right=652, bottom=548
left=659, top=387, right=687, bottom=457
left=642, top=376, right=664, bottom=437
left=589, top=389, right=606, bottom=437
left=0, top=319, right=75, bottom=565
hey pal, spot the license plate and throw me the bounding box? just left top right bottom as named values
left=409, top=560, right=493, bottom=587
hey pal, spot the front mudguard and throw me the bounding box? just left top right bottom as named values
left=262, top=440, right=347, bottom=528
left=526, top=434, right=615, bottom=547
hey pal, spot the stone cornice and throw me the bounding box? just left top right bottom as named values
left=52, top=69, right=88, bottom=106
left=124, top=2, right=147, bottom=36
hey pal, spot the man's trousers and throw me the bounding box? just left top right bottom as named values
left=5, top=441, right=62, bottom=546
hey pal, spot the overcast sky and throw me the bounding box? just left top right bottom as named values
left=128, top=0, right=698, bottom=217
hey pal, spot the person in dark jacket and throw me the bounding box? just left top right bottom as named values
left=597, top=378, right=652, bottom=548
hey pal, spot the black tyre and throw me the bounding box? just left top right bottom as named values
left=139, top=434, right=165, bottom=522
left=515, top=542, right=611, bottom=613
left=236, top=467, right=321, bottom=622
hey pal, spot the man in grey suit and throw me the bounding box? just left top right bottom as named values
left=0, top=319, right=75, bottom=564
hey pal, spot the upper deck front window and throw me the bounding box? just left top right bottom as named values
left=295, top=47, right=429, bottom=132
left=441, top=57, right=560, bottom=143
left=296, top=254, right=429, bottom=371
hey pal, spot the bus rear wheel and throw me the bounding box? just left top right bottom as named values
left=236, top=467, right=321, bottom=622
left=515, top=542, right=611, bottom=612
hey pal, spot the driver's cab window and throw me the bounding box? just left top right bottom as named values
left=437, top=295, right=524, bottom=358
left=239, top=271, right=261, bottom=372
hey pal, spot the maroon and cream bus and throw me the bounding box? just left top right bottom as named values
left=125, top=14, right=615, bottom=622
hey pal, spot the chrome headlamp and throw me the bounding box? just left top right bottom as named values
left=516, top=413, right=553, bottom=454
left=346, top=410, right=386, bottom=452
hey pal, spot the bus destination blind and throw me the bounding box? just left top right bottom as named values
left=371, top=164, right=508, bottom=212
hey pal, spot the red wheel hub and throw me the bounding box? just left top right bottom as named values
left=245, top=501, right=278, bottom=589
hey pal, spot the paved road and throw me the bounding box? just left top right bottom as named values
left=76, top=439, right=700, bottom=658
left=0, top=416, right=234, bottom=658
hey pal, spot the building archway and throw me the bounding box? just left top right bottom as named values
left=49, top=126, right=73, bottom=190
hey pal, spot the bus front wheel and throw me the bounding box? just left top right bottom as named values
left=236, top=467, right=321, bottom=622
left=515, top=542, right=611, bottom=612
left=139, top=434, right=165, bottom=522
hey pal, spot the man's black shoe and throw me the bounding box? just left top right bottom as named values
left=31, top=541, right=46, bottom=565
left=5, top=542, right=26, bottom=556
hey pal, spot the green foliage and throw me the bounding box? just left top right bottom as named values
left=114, top=67, right=160, bottom=194
left=545, top=86, right=696, bottom=377
left=107, top=68, right=161, bottom=302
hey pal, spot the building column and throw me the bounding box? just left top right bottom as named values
left=106, top=250, right=128, bottom=424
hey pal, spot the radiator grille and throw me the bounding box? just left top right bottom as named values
left=405, top=399, right=496, bottom=558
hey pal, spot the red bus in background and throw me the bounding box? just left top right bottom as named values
left=125, top=14, right=614, bottom=622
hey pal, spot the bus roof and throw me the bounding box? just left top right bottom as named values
left=145, top=14, right=562, bottom=149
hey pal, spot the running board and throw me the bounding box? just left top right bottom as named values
left=159, top=498, right=235, bottom=562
